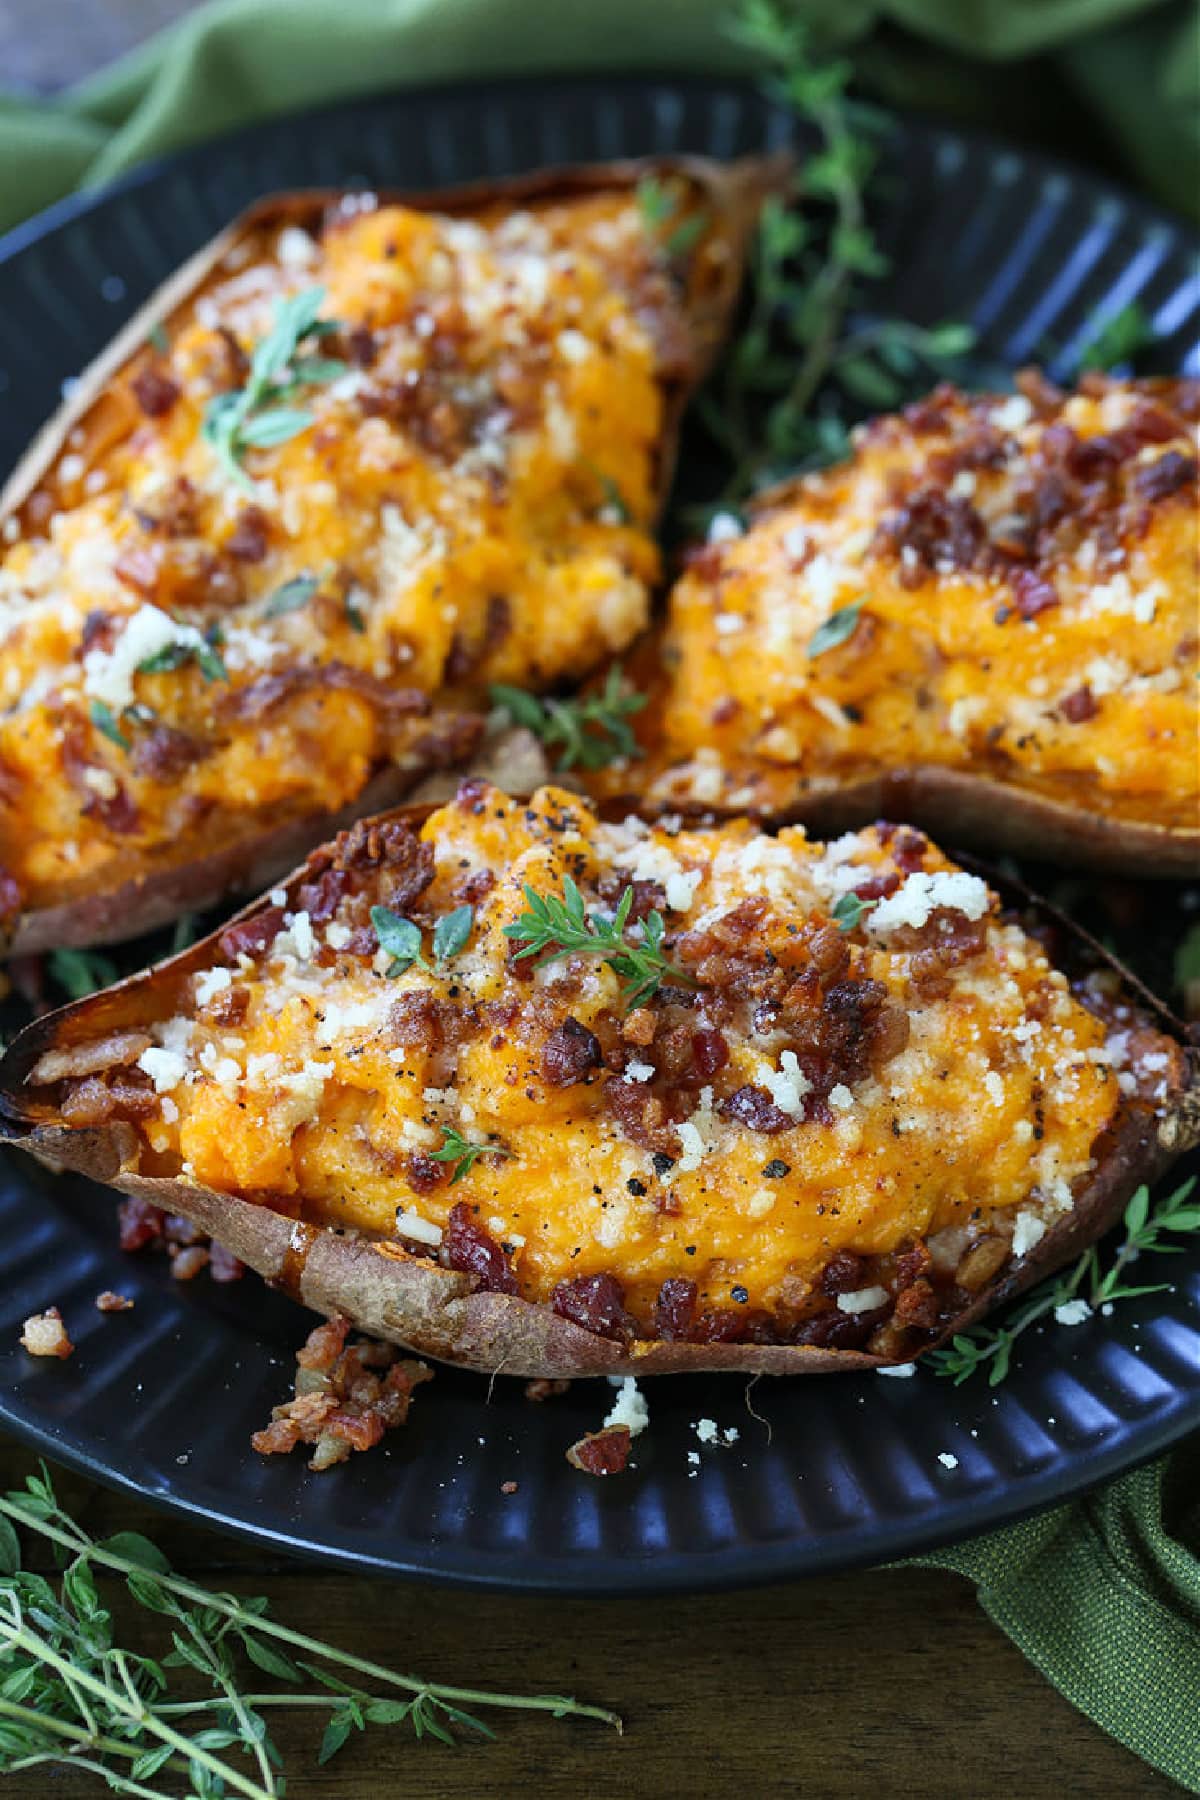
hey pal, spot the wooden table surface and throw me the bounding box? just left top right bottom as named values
left=2, top=1429, right=1173, bottom=1797
left=0, top=4, right=1182, bottom=1796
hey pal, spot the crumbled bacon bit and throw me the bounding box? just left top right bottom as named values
left=131, top=366, right=181, bottom=418
left=20, top=1308, right=73, bottom=1358
left=722, top=1084, right=795, bottom=1135
left=541, top=1015, right=602, bottom=1087
left=218, top=906, right=285, bottom=962
left=653, top=1276, right=697, bottom=1339
left=1011, top=568, right=1059, bottom=620
left=225, top=506, right=270, bottom=562
left=524, top=1377, right=571, bottom=1402
left=1060, top=685, right=1099, bottom=724
left=208, top=1242, right=246, bottom=1283
left=252, top=1316, right=432, bottom=1472
left=169, top=1245, right=210, bottom=1281
left=441, top=1202, right=518, bottom=1294
left=552, top=1272, right=634, bottom=1342
left=1133, top=449, right=1196, bottom=501
left=118, top=1195, right=167, bottom=1252
left=95, top=1291, right=134, bottom=1312
left=566, top=1424, right=632, bottom=1476
left=500, top=1480, right=519, bottom=1495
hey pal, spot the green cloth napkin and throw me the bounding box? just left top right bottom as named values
left=912, top=1444, right=1200, bottom=1792
left=0, top=0, right=1198, bottom=232
left=1, top=0, right=1198, bottom=1788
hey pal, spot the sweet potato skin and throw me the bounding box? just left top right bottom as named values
left=0, top=153, right=782, bottom=959
left=2, top=805, right=1196, bottom=1379
left=600, top=761, right=1200, bottom=879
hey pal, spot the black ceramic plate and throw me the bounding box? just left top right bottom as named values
left=0, top=77, right=1197, bottom=1593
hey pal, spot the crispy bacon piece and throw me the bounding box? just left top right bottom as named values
left=252, top=1316, right=432, bottom=1471
left=441, top=1202, right=518, bottom=1294
left=552, top=1272, right=634, bottom=1342
left=566, top=1424, right=632, bottom=1476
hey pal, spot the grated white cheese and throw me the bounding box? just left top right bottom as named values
left=937, top=1452, right=960, bottom=1470
left=83, top=604, right=209, bottom=714
left=877, top=1362, right=917, bottom=1379
left=761, top=1051, right=810, bottom=1120
left=1011, top=1210, right=1047, bottom=1258
left=869, top=869, right=990, bottom=934
left=676, top=1086, right=716, bottom=1172
left=707, top=511, right=744, bottom=544
left=827, top=1083, right=855, bottom=1112
left=836, top=1285, right=889, bottom=1315
left=623, top=1061, right=656, bottom=1084
left=193, top=967, right=232, bottom=1007
left=137, top=1048, right=188, bottom=1093
left=603, top=1376, right=649, bottom=1438
left=983, top=1070, right=1005, bottom=1108
left=1054, top=1299, right=1092, bottom=1327
left=395, top=1209, right=443, bottom=1248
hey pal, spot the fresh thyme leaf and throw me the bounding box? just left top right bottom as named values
left=147, top=322, right=170, bottom=355
left=431, top=1126, right=513, bottom=1185
left=236, top=406, right=315, bottom=449
left=490, top=665, right=646, bottom=772
left=695, top=1, right=975, bottom=500
left=49, top=948, right=119, bottom=1000
left=928, top=1177, right=1199, bottom=1386
left=503, top=875, right=692, bottom=1009
left=831, top=891, right=875, bottom=932
left=344, top=593, right=367, bottom=633
left=369, top=906, right=427, bottom=977
left=593, top=468, right=631, bottom=524
left=807, top=599, right=863, bottom=658
left=1078, top=300, right=1154, bottom=372
left=263, top=576, right=320, bottom=617
left=635, top=175, right=707, bottom=259
left=200, top=284, right=344, bottom=490
left=137, top=634, right=227, bottom=684
left=432, top=905, right=474, bottom=966
left=1173, top=919, right=1200, bottom=1001
left=169, top=914, right=198, bottom=956
left=89, top=698, right=129, bottom=750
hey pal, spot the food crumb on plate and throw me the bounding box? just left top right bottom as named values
left=95, top=1290, right=133, bottom=1312
left=1054, top=1299, right=1093, bottom=1327
left=937, top=1452, right=959, bottom=1470
left=20, top=1307, right=73, bottom=1358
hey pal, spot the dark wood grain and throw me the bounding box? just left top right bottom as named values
left=1, top=1435, right=1172, bottom=1799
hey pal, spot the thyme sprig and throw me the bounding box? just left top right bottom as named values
left=48, top=948, right=119, bottom=1000
left=490, top=665, right=646, bottom=772
left=698, top=0, right=974, bottom=501
left=370, top=904, right=475, bottom=978
left=431, top=1127, right=513, bottom=1186
left=1078, top=300, right=1154, bottom=372
left=202, top=286, right=345, bottom=491
left=0, top=1466, right=619, bottom=1797
left=927, top=1178, right=1200, bottom=1386
left=504, top=876, right=692, bottom=1009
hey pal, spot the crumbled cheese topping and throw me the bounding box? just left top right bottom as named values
left=83, top=604, right=209, bottom=713
left=1054, top=1299, right=1092, bottom=1327
left=761, top=1051, right=811, bottom=1120
left=137, top=1047, right=188, bottom=1093
left=603, top=1376, right=649, bottom=1437
left=836, top=1285, right=889, bottom=1315
left=869, top=870, right=990, bottom=934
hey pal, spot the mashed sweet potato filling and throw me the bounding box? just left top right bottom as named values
left=0, top=180, right=718, bottom=915
left=617, top=375, right=1199, bottom=828
left=26, top=784, right=1184, bottom=1351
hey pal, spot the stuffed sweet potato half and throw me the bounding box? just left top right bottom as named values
left=2, top=782, right=1196, bottom=1377
left=0, top=155, right=774, bottom=956
left=590, top=372, right=1200, bottom=873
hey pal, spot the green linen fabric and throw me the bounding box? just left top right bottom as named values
left=911, top=1443, right=1200, bottom=1792
left=0, top=0, right=1198, bottom=233
left=1, top=0, right=1198, bottom=1788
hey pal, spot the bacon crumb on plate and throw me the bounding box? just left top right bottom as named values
left=95, top=1290, right=133, bottom=1312
left=567, top=1424, right=633, bottom=1476
left=251, top=1316, right=432, bottom=1471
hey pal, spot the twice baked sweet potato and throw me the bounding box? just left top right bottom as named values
left=0, top=155, right=776, bottom=956
left=3, top=782, right=1195, bottom=1377
left=592, top=373, right=1199, bottom=873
